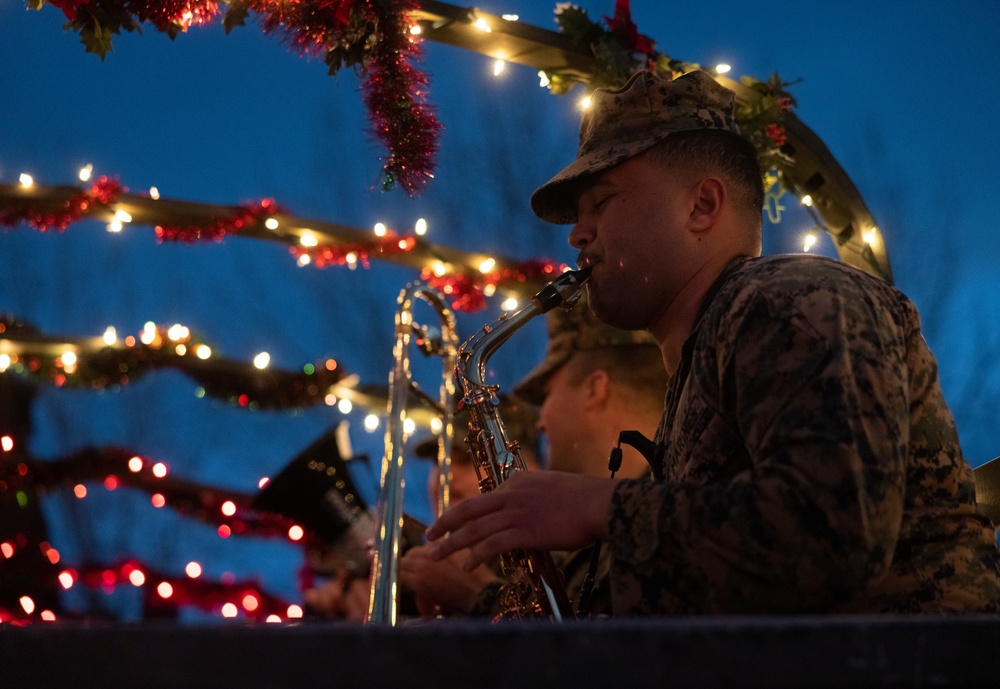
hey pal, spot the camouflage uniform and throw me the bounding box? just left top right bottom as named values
left=607, top=254, right=1000, bottom=614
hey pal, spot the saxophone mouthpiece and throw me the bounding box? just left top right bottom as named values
left=532, top=267, right=592, bottom=313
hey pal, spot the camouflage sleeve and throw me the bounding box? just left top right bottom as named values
left=608, top=268, right=910, bottom=614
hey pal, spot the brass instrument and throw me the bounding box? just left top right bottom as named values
left=366, top=281, right=459, bottom=626
left=456, top=267, right=591, bottom=621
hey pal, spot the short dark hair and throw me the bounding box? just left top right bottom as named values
left=645, top=130, right=764, bottom=241
left=565, top=345, right=667, bottom=413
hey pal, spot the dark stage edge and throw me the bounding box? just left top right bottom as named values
left=4, top=615, right=1000, bottom=688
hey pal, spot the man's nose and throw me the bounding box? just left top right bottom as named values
left=568, top=217, right=594, bottom=249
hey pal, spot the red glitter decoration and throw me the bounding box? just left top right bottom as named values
left=0, top=176, right=123, bottom=232
left=154, top=198, right=283, bottom=243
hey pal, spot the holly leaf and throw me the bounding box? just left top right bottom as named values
left=223, top=2, right=250, bottom=34
left=554, top=4, right=603, bottom=47
left=80, top=21, right=114, bottom=60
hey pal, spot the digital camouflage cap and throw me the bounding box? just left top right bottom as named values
left=513, top=292, right=657, bottom=406
left=530, top=69, right=737, bottom=224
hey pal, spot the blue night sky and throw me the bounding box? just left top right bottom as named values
left=1, top=1, right=998, bottom=619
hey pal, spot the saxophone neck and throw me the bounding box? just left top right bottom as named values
left=458, top=268, right=591, bottom=391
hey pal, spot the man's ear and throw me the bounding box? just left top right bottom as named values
left=582, top=370, right=611, bottom=411
left=689, top=177, right=726, bottom=232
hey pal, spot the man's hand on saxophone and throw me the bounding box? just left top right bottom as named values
left=424, top=470, right=618, bottom=571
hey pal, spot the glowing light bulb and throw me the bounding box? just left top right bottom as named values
left=128, top=456, right=143, bottom=472
left=0, top=354, right=9, bottom=371
left=299, top=232, right=318, bottom=247
left=258, top=477, right=269, bottom=489
left=221, top=501, right=237, bottom=517
left=364, top=414, right=380, bottom=432
left=493, top=59, right=506, bottom=76
left=152, top=462, right=168, bottom=478
left=431, top=261, right=447, bottom=277
left=580, top=95, right=593, bottom=110
left=78, top=164, right=93, bottom=182
left=266, top=614, right=281, bottom=623
left=345, top=252, right=358, bottom=266
left=114, top=209, right=132, bottom=223
left=803, top=232, right=818, bottom=252
left=61, top=351, right=77, bottom=367
left=862, top=227, right=879, bottom=246
left=107, top=220, right=123, bottom=233
left=20, top=596, right=35, bottom=614
left=478, top=257, right=496, bottom=274
left=151, top=493, right=166, bottom=508
left=409, top=24, right=422, bottom=35
left=222, top=603, right=239, bottom=618
left=501, top=14, right=519, bottom=21
left=40, top=610, right=56, bottom=621
left=502, top=297, right=519, bottom=311
left=1, top=436, right=13, bottom=452
left=185, top=561, right=202, bottom=578
left=715, top=63, right=732, bottom=74
left=141, top=322, right=157, bottom=345
left=58, top=571, right=75, bottom=589
left=128, top=569, right=145, bottom=587
left=800, top=194, right=813, bottom=207
left=429, top=417, right=443, bottom=433
left=414, top=218, right=427, bottom=235
left=373, top=222, right=387, bottom=237
left=403, top=418, right=416, bottom=435
left=103, top=326, right=117, bottom=345
left=157, top=581, right=174, bottom=598
left=19, top=173, right=33, bottom=188
left=253, top=352, right=270, bottom=369
left=167, top=324, right=189, bottom=341
left=324, top=393, right=336, bottom=406
left=474, top=17, right=491, bottom=32
left=149, top=187, right=160, bottom=200
left=195, top=344, right=212, bottom=359
left=288, top=525, right=305, bottom=541
left=74, top=484, right=87, bottom=498
left=337, top=398, right=353, bottom=414
left=242, top=593, right=260, bottom=612
left=483, top=284, right=497, bottom=297
left=1, top=543, right=13, bottom=558
left=538, top=71, right=551, bottom=88
left=264, top=217, right=279, bottom=230
left=287, top=605, right=304, bottom=619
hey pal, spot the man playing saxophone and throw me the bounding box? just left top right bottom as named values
left=425, top=69, right=1000, bottom=614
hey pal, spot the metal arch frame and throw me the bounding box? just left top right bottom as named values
left=410, top=1, right=893, bottom=284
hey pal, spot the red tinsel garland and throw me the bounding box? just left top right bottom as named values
left=0, top=176, right=122, bottom=231
left=422, top=258, right=568, bottom=312
left=288, top=230, right=417, bottom=268
left=363, top=0, right=441, bottom=194
left=36, top=0, right=441, bottom=193
left=154, top=198, right=283, bottom=243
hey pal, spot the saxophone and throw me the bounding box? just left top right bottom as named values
left=455, top=267, right=591, bottom=621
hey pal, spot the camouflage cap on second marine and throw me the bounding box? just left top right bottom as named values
left=513, top=292, right=657, bottom=406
